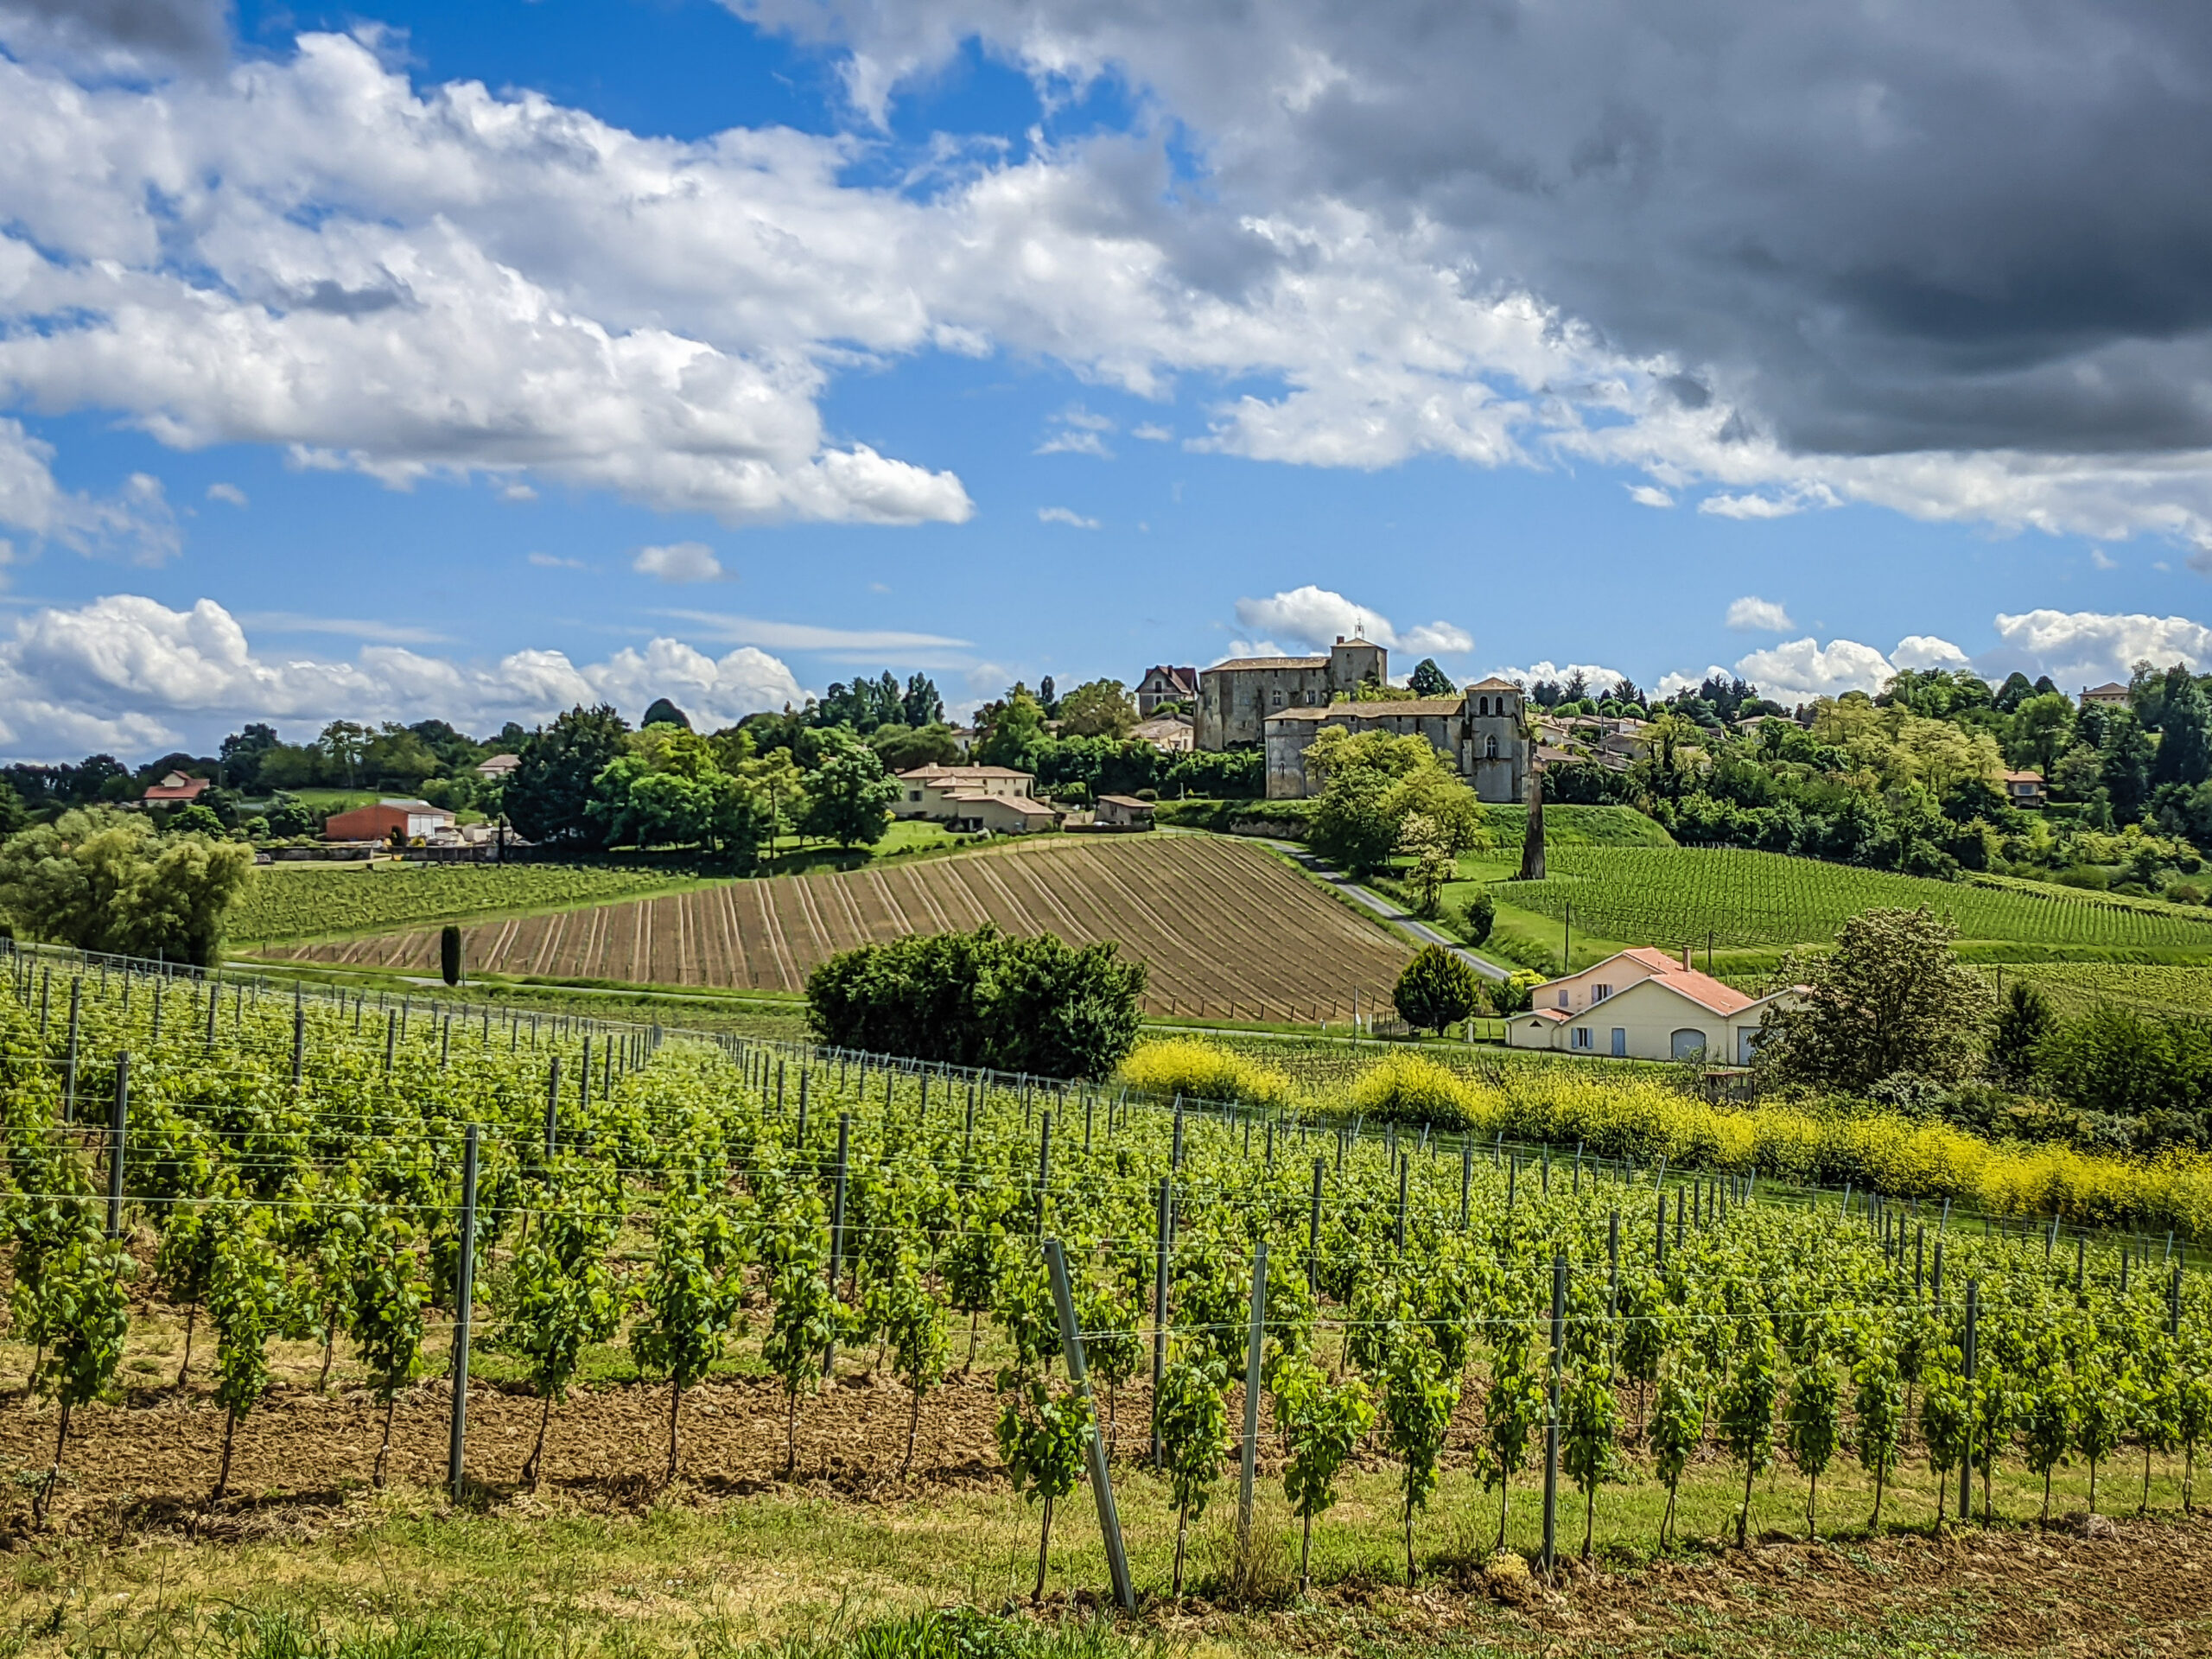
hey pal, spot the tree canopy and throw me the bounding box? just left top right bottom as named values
left=1755, top=906, right=1995, bottom=1091
left=0, top=808, right=253, bottom=965
left=805, top=924, right=1147, bottom=1078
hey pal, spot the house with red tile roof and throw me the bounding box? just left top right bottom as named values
left=141, top=771, right=211, bottom=805
left=1505, top=945, right=1803, bottom=1065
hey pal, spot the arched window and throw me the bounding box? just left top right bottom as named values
left=1484, top=735, right=1498, bottom=760
left=1477, top=696, right=1489, bottom=716
left=1669, top=1029, right=1707, bottom=1061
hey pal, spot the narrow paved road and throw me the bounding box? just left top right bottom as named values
left=1266, top=841, right=1510, bottom=981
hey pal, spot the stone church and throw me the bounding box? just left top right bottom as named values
left=1192, top=634, right=1531, bottom=804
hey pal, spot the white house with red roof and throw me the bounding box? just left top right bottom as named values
left=141, top=771, right=212, bottom=805
left=1505, top=946, right=1803, bottom=1065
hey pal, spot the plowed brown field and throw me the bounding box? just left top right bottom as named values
left=276, top=834, right=1411, bottom=1020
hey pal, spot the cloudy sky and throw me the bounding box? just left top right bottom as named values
left=3, top=0, right=2212, bottom=757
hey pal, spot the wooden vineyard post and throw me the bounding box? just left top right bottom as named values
left=106, top=1052, right=128, bottom=1238
left=1151, top=1175, right=1172, bottom=1468
left=544, top=1058, right=561, bottom=1159
left=1608, top=1211, right=1620, bottom=1313
left=1042, top=1236, right=1136, bottom=1611
left=1237, top=1241, right=1268, bottom=1552
left=1036, top=1113, right=1052, bottom=1239
left=825, top=1113, right=850, bottom=1376
left=449, top=1124, right=480, bottom=1501
left=64, top=977, right=80, bottom=1122
left=1459, top=1141, right=1471, bottom=1229
left=292, top=1004, right=306, bottom=1091
left=1542, top=1253, right=1566, bottom=1581
left=1394, top=1154, right=1408, bottom=1253
left=1961, top=1279, right=1979, bottom=1522
left=1308, top=1158, right=1324, bottom=1294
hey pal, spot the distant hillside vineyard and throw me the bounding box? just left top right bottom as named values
left=270, top=835, right=1414, bottom=1023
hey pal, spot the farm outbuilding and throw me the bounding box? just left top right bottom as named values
left=1093, top=795, right=1156, bottom=828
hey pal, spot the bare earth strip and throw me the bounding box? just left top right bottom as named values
left=276, top=836, right=1414, bottom=1019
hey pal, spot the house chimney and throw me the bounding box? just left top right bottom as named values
left=1336, top=635, right=1345, bottom=645
left=1681, top=944, right=1692, bottom=970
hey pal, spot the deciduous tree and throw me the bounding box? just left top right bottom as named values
left=1757, top=907, right=1996, bottom=1091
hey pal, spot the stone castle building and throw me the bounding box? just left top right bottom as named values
left=1261, top=676, right=1530, bottom=803
left=1195, top=636, right=1386, bottom=749
left=1198, top=638, right=1530, bottom=802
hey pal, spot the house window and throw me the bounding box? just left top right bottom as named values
left=1592, top=984, right=1611, bottom=1001
left=1611, top=1028, right=1627, bottom=1058
left=1478, top=696, right=1489, bottom=715
left=1273, top=690, right=1285, bottom=709
left=1571, top=1027, right=1593, bottom=1051
left=1556, top=990, right=1571, bottom=1009
left=1737, top=1028, right=1762, bottom=1065
left=908, top=791, right=921, bottom=802
left=1669, top=1029, right=1707, bottom=1061
left=1485, top=735, right=1498, bottom=760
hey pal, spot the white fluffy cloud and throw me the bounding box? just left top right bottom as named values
left=4, top=15, right=2212, bottom=578
left=1486, top=659, right=1631, bottom=695
left=1988, top=609, right=2212, bottom=690
left=632, top=541, right=726, bottom=582
left=1726, top=637, right=1897, bottom=701
left=1890, top=634, right=1972, bottom=672
left=0, top=594, right=805, bottom=759
left=1725, top=595, right=1793, bottom=632
left=0, top=419, right=178, bottom=567
left=1232, top=585, right=1471, bottom=658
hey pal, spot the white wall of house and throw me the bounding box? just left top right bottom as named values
left=1507, top=976, right=1794, bottom=1064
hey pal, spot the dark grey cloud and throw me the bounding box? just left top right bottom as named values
left=0, top=0, right=228, bottom=68
left=743, top=0, right=2212, bottom=459
left=285, top=278, right=410, bottom=318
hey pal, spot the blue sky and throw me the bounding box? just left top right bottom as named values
left=2, top=0, right=2210, bottom=758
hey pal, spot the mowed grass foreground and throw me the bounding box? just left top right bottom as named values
left=270, top=836, right=1414, bottom=1021
left=10, top=1429, right=2210, bottom=1659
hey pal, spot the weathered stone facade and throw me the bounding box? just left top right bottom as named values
left=1196, top=638, right=1386, bottom=749
left=1261, top=676, right=1531, bottom=804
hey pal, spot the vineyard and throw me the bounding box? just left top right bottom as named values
left=1497, top=844, right=2212, bottom=956
left=233, top=863, right=701, bottom=945
left=2004, top=963, right=2212, bottom=1020
left=265, top=835, right=1411, bottom=1023
left=3, top=948, right=2212, bottom=1631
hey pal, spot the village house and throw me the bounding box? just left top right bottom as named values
left=141, top=771, right=211, bottom=805
left=1129, top=713, right=1195, bottom=753
left=1999, top=768, right=2047, bottom=809
left=893, top=764, right=1060, bottom=834
left=1504, top=947, right=1803, bottom=1065
left=1134, top=664, right=1198, bottom=716
left=1092, top=794, right=1157, bottom=829
left=475, top=753, right=520, bottom=780
left=2080, top=681, right=2131, bottom=709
